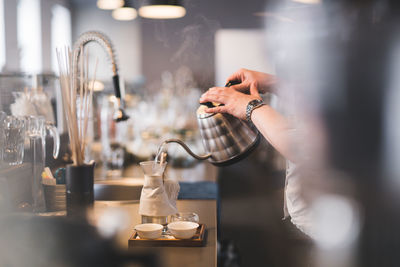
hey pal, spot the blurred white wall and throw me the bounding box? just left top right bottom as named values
left=1, top=0, right=70, bottom=73
left=72, top=6, right=142, bottom=83
left=51, top=3, right=71, bottom=73
left=3, top=0, right=19, bottom=71
left=0, top=0, right=5, bottom=70
left=215, top=29, right=275, bottom=86
left=17, top=0, right=42, bottom=73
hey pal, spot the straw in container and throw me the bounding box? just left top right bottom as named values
left=56, top=46, right=98, bottom=166
left=56, top=46, right=98, bottom=217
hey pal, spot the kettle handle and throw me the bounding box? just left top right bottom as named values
left=201, top=102, right=216, bottom=108
left=162, top=139, right=212, bottom=161
left=201, top=81, right=239, bottom=109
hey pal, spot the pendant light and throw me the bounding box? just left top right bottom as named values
left=291, top=0, right=321, bottom=4
left=97, top=0, right=124, bottom=10
left=112, top=0, right=138, bottom=21
left=138, top=0, right=186, bottom=19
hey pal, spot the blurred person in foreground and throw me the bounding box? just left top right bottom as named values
left=202, top=0, right=400, bottom=266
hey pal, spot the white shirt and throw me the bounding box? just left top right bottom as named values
left=284, top=160, right=314, bottom=237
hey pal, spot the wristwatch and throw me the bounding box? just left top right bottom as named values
left=246, top=99, right=265, bottom=123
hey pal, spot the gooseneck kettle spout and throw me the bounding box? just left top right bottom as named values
left=160, top=105, right=260, bottom=166
left=73, top=31, right=129, bottom=122
left=161, top=139, right=212, bottom=160
left=159, top=81, right=260, bottom=166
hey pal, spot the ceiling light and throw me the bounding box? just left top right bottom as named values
left=97, top=0, right=124, bottom=10
left=112, top=1, right=137, bottom=21
left=138, top=0, right=186, bottom=19
left=112, top=7, right=137, bottom=20
left=291, top=0, right=321, bottom=4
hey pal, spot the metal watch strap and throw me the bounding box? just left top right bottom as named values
left=246, top=99, right=264, bottom=123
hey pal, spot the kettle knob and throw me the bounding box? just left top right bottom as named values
left=200, top=81, right=240, bottom=109
left=225, top=81, right=239, bottom=87
left=202, top=102, right=215, bottom=108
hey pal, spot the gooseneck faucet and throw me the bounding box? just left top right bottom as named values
left=73, top=31, right=129, bottom=122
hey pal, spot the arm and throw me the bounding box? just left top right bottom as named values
left=199, top=69, right=297, bottom=162
left=200, top=91, right=295, bottom=161
left=250, top=105, right=296, bottom=162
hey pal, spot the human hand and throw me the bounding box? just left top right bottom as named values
left=199, top=83, right=262, bottom=120
left=226, top=68, right=277, bottom=94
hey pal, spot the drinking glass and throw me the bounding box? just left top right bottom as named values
left=0, top=111, right=6, bottom=161
left=106, top=142, right=125, bottom=177
left=25, top=116, right=60, bottom=212
left=140, top=160, right=167, bottom=178
left=100, top=95, right=127, bottom=177
left=25, top=116, right=60, bottom=159
left=0, top=111, right=5, bottom=123
left=170, top=212, right=200, bottom=223
left=1, top=116, right=25, bottom=165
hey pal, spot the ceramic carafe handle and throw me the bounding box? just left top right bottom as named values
left=46, top=123, right=60, bottom=159
left=162, top=139, right=212, bottom=161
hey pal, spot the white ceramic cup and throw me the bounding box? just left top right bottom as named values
left=168, top=221, right=199, bottom=239
left=134, top=223, right=163, bottom=239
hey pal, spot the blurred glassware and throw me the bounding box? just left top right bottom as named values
left=108, top=142, right=125, bottom=174
left=0, top=111, right=6, bottom=122
left=1, top=116, right=25, bottom=165
left=125, top=67, right=202, bottom=165
left=139, top=160, right=167, bottom=177
left=170, top=212, right=199, bottom=223
left=25, top=116, right=60, bottom=212
left=100, top=95, right=127, bottom=177
left=0, top=111, right=6, bottom=162
left=25, top=116, right=60, bottom=159
left=76, top=95, right=95, bottom=164
left=33, top=74, right=65, bottom=133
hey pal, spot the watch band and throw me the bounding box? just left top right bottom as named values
left=246, top=99, right=264, bottom=123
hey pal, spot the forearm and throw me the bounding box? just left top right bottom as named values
left=251, top=105, right=297, bottom=162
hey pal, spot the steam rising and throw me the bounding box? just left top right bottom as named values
left=170, top=24, right=201, bottom=63
left=171, top=15, right=220, bottom=65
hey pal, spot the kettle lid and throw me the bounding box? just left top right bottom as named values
left=197, top=102, right=222, bottom=119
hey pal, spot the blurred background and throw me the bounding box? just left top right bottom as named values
left=1, top=0, right=400, bottom=266
left=0, top=0, right=277, bottom=170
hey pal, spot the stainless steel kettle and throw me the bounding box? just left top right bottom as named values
left=161, top=94, right=260, bottom=166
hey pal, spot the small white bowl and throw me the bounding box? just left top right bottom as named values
left=168, top=221, right=199, bottom=239
left=134, top=223, right=163, bottom=239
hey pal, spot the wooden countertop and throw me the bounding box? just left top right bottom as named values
left=93, top=199, right=217, bottom=267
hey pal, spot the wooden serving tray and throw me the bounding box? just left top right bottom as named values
left=129, top=224, right=207, bottom=247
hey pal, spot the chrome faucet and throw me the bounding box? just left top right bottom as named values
left=73, top=31, right=129, bottom=122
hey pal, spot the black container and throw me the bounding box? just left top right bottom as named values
left=66, top=164, right=95, bottom=218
